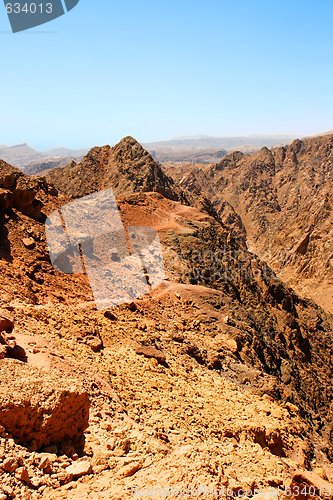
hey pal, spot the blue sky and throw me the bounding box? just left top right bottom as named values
left=1, top=0, right=332, bottom=149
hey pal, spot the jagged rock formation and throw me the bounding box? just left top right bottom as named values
left=0, top=160, right=49, bottom=219
left=1, top=140, right=333, bottom=498
left=46, top=137, right=189, bottom=203
left=45, top=136, right=222, bottom=221
left=176, top=134, right=333, bottom=312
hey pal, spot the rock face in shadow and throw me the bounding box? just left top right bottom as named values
left=175, top=133, right=333, bottom=312
left=0, top=160, right=46, bottom=219
left=0, top=359, right=90, bottom=450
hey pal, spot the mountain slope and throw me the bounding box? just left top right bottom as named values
left=178, top=133, right=333, bottom=312
left=1, top=152, right=333, bottom=497
left=46, top=137, right=189, bottom=203
left=45, top=136, right=224, bottom=221
left=0, top=143, right=86, bottom=171
left=0, top=144, right=42, bottom=167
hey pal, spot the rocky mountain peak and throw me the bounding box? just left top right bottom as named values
left=45, top=137, right=191, bottom=204
left=172, top=133, right=333, bottom=313
left=114, top=135, right=145, bottom=150
left=212, top=151, right=244, bottom=172
left=0, top=159, right=22, bottom=188
left=256, top=146, right=275, bottom=162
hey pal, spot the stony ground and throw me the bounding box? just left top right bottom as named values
left=2, top=288, right=333, bottom=499
left=1, top=138, right=333, bottom=499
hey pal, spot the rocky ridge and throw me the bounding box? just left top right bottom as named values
left=45, top=137, right=188, bottom=203
left=174, top=134, right=333, bottom=313
left=0, top=137, right=333, bottom=498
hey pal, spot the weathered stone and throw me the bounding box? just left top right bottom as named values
left=2, top=457, right=19, bottom=473
left=15, top=467, right=30, bottom=483
left=13, top=176, right=44, bottom=218
left=0, top=359, right=90, bottom=450
left=22, top=237, right=36, bottom=250
left=0, top=161, right=22, bottom=189
left=135, top=344, right=166, bottom=365
left=117, top=461, right=143, bottom=478
left=38, top=453, right=56, bottom=470
left=65, top=459, right=92, bottom=479
left=85, top=336, right=103, bottom=352
left=0, top=310, right=14, bottom=333
left=57, top=471, right=73, bottom=485
left=0, top=189, right=14, bottom=210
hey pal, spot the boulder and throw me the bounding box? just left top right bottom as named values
left=0, top=311, right=25, bottom=360
left=13, top=177, right=44, bottom=218
left=0, top=160, right=22, bottom=189
left=0, top=188, right=14, bottom=210
left=0, top=335, right=27, bottom=362
left=22, top=237, right=36, bottom=250
left=2, top=457, right=19, bottom=473
left=0, top=161, right=47, bottom=218
left=0, top=309, right=14, bottom=333
left=66, top=459, right=92, bottom=479
left=135, top=344, right=167, bottom=365
left=0, top=359, right=90, bottom=450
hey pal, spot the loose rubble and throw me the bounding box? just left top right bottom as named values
left=1, top=136, right=333, bottom=499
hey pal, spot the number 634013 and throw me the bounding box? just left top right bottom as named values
left=5, top=2, right=53, bottom=14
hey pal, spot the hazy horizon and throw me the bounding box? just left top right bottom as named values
left=2, top=129, right=333, bottom=153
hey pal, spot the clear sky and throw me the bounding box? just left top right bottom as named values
left=1, top=0, right=332, bottom=149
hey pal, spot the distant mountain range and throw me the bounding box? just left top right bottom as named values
left=0, top=135, right=297, bottom=172
left=0, top=143, right=87, bottom=173
left=144, top=134, right=297, bottom=163
left=165, top=132, right=333, bottom=313
left=0, top=133, right=328, bottom=171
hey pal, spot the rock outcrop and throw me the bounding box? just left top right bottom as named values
left=0, top=359, right=89, bottom=450
left=46, top=136, right=189, bottom=204
left=174, top=133, right=333, bottom=312
left=0, top=160, right=47, bottom=218
left=0, top=309, right=15, bottom=360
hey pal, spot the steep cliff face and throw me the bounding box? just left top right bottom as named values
left=118, top=193, right=333, bottom=450
left=178, top=134, right=333, bottom=312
